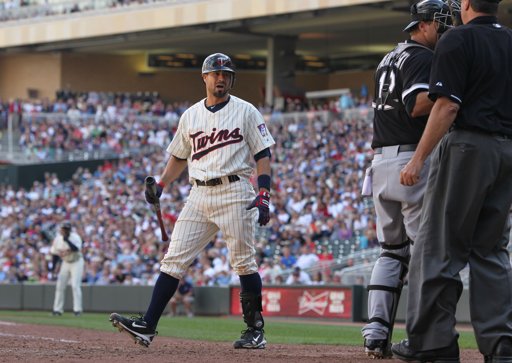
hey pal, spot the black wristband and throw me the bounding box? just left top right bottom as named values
left=257, top=174, right=271, bottom=191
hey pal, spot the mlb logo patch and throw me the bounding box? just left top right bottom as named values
left=257, top=124, right=268, bottom=136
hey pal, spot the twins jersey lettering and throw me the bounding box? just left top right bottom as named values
left=167, top=95, right=275, bottom=182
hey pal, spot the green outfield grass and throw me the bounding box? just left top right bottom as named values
left=0, top=310, right=478, bottom=348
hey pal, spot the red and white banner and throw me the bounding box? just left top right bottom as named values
left=230, top=286, right=353, bottom=319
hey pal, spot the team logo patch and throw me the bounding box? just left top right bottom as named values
left=257, top=124, right=268, bottom=137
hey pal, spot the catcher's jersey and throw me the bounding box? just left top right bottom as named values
left=167, top=95, right=275, bottom=181
left=371, top=41, right=433, bottom=148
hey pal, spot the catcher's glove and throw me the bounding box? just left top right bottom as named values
left=247, top=191, right=270, bottom=226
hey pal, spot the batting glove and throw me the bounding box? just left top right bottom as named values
left=145, top=181, right=164, bottom=204
left=246, top=191, right=270, bottom=226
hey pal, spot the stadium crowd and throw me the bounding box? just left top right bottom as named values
left=0, top=91, right=378, bottom=289
left=0, top=0, right=181, bottom=23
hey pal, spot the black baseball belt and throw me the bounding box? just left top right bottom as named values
left=373, top=144, right=417, bottom=155
left=195, top=175, right=240, bottom=187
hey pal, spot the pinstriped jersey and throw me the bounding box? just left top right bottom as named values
left=167, top=95, right=275, bottom=182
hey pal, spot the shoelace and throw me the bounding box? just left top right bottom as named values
left=130, top=314, right=146, bottom=324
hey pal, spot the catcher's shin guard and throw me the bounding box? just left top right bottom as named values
left=240, top=292, right=264, bottom=329
left=365, top=240, right=410, bottom=355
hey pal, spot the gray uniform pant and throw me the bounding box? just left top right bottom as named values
left=362, top=146, right=429, bottom=340
left=406, top=130, right=512, bottom=355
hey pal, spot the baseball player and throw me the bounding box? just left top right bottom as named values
left=360, top=0, right=451, bottom=358
left=393, top=0, right=512, bottom=361
left=50, top=222, right=84, bottom=316
left=110, top=52, right=275, bottom=349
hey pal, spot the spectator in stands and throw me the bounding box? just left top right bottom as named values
left=279, top=245, right=296, bottom=269
left=311, top=271, right=325, bottom=285
left=286, top=266, right=311, bottom=285
left=168, top=276, right=194, bottom=318
left=294, top=244, right=319, bottom=271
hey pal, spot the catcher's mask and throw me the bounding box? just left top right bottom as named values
left=404, top=0, right=453, bottom=34
left=441, top=0, right=461, bottom=28
left=201, top=53, right=236, bottom=88
left=445, top=0, right=501, bottom=27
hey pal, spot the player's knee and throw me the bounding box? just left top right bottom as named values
left=232, top=262, right=258, bottom=275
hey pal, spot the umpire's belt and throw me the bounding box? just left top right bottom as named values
left=195, top=175, right=240, bottom=187
left=373, top=144, right=417, bottom=154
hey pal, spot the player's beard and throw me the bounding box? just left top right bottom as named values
left=213, top=89, right=228, bottom=98
left=213, top=84, right=229, bottom=98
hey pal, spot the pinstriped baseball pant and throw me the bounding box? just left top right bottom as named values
left=160, top=176, right=258, bottom=279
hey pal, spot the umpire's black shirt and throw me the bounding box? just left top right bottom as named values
left=429, top=16, right=512, bottom=136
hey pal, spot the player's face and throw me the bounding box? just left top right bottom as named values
left=203, top=71, right=233, bottom=99
left=421, top=21, right=442, bottom=49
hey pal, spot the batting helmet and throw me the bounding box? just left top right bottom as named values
left=61, top=222, right=72, bottom=230
left=202, top=53, right=236, bottom=87
left=403, top=0, right=452, bottom=33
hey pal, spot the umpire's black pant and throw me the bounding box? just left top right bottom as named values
left=405, top=129, right=512, bottom=355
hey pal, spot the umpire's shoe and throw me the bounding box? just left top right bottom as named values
left=109, top=312, right=157, bottom=348
left=485, top=337, right=512, bottom=363
left=233, top=327, right=266, bottom=349
left=391, top=339, right=460, bottom=363
left=364, top=338, right=392, bottom=359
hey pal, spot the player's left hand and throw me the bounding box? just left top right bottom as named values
left=247, top=191, right=270, bottom=226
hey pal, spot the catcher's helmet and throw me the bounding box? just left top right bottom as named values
left=403, top=0, right=452, bottom=33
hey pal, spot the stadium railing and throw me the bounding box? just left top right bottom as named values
left=0, top=111, right=172, bottom=163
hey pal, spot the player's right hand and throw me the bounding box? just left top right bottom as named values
left=145, top=182, right=163, bottom=204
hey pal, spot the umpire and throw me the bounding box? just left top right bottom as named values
left=395, top=0, right=512, bottom=362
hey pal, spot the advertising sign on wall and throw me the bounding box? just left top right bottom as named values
left=230, top=286, right=353, bottom=319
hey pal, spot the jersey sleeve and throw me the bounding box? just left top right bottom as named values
left=400, top=49, right=433, bottom=106
left=70, top=233, right=83, bottom=250
left=245, top=107, right=275, bottom=156
left=429, top=29, right=467, bottom=104
left=166, top=113, right=191, bottom=159
left=50, top=237, right=60, bottom=255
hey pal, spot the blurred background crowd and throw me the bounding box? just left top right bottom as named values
left=0, top=89, right=383, bottom=290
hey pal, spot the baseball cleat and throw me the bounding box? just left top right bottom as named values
left=364, top=338, right=392, bottom=359
left=109, top=313, right=157, bottom=348
left=233, top=327, right=266, bottom=349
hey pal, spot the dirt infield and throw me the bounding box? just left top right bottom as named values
left=0, top=320, right=482, bottom=363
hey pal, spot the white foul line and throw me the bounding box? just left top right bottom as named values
left=0, top=331, right=80, bottom=343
